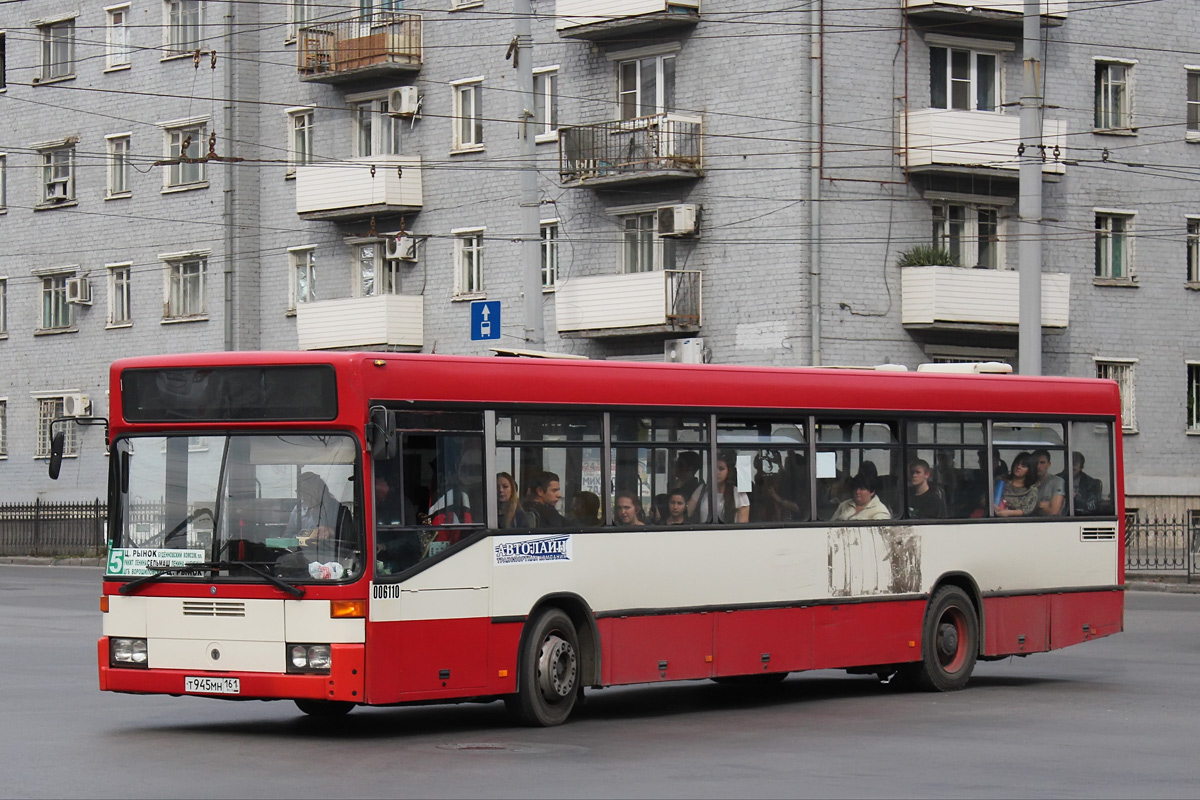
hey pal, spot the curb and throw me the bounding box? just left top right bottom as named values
left=1125, top=580, right=1200, bottom=594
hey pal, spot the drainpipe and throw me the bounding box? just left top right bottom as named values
left=223, top=0, right=236, bottom=351
left=808, top=0, right=823, bottom=366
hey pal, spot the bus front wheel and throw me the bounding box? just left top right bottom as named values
left=294, top=699, right=355, bottom=717
left=507, top=608, right=580, bottom=727
left=908, top=585, right=978, bottom=692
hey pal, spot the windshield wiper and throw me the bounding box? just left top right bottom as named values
left=118, top=561, right=306, bottom=598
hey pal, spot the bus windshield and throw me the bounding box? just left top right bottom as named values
left=111, top=433, right=363, bottom=582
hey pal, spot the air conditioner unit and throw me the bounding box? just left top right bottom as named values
left=66, top=277, right=92, bottom=305
left=46, top=180, right=70, bottom=202
left=63, top=393, right=92, bottom=418
left=659, top=204, right=699, bottom=237
left=388, top=86, right=420, bottom=116
left=664, top=338, right=704, bottom=364
left=385, top=234, right=418, bottom=262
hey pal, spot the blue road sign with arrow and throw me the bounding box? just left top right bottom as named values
left=470, top=300, right=501, bottom=341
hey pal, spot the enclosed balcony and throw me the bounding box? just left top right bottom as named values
left=556, top=270, right=701, bottom=338
left=295, top=156, right=422, bottom=221
left=904, top=0, right=1065, bottom=28
left=296, top=295, right=423, bottom=350
left=901, top=266, right=1070, bottom=333
left=560, top=114, right=703, bottom=188
left=297, top=12, right=421, bottom=84
left=902, top=110, right=1066, bottom=177
left=556, top=0, right=700, bottom=40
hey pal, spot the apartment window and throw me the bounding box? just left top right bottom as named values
left=454, top=229, right=485, bottom=297
left=930, top=46, right=999, bottom=112
left=40, top=273, right=73, bottom=330
left=107, top=134, right=131, bottom=196
left=1096, top=359, right=1136, bottom=433
left=163, top=255, right=206, bottom=318
left=352, top=99, right=406, bottom=157
left=1189, top=363, right=1200, bottom=433
left=533, top=67, right=559, bottom=139
left=164, top=122, right=206, bottom=187
left=0, top=278, right=7, bottom=334
left=37, top=397, right=78, bottom=458
left=618, top=211, right=675, bottom=273
left=1095, top=61, right=1133, bottom=131
left=166, top=0, right=203, bottom=54
left=1, top=32, right=6, bottom=90
left=108, top=263, right=132, bottom=326
left=290, top=247, right=316, bottom=307
left=933, top=203, right=1003, bottom=268
left=1188, top=218, right=1200, bottom=283
left=290, top=0, right=315, bottom=38
left=452, top=79, right=484, bottom=150
left=287, top=108, right=313, bottom=175
left=618, top=54, right=675, bottom=119
left=1188, top=70, right=1200, bottom=140
left=0, top=154, right=6, bottom=210
left=39, top=145, right=75, bottom=204
left=106, top=5, right=130, bottom=69
left=1095, top=212, right=1133, bottom=280
left=39, top=19, right=75, bottom=81
left=0, top=400, right=6, bottom=457
left=541, top=220, right=559, bottom=289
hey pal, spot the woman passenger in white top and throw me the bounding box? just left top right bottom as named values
left=715, top=451, right=751, bottom=524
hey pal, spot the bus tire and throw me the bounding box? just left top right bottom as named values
left=913, top=585, right=978, bottom=692
left=508, top=608, right=580, bottom=727
left=294, top=699, right=355, bottom=717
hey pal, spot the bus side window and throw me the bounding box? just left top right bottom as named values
left=1069, top=421, right=1114, bottom=516
left=496, top=412, right=604, bottom=529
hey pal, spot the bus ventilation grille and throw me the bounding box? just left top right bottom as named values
left=182, top=601, right=247, bottom=617
left=1080, top=526, right=1117, bottom=541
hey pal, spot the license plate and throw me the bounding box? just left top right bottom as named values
left=185, top=676, right=240, bottom=695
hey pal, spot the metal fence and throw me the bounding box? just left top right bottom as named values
left=0, top=499, right=106, bottom=557
left=1125, top=515, right=1199, bottom=579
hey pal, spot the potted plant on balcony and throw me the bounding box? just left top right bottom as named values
left=896, top=245, right=957, bottom=268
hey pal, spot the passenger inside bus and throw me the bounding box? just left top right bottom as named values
left=496, top=472, right=532, bottom=529
left=906, top=459, right=947, bottom=519
left=714, top=451, right=751, bottom=524
left=663, top=490, right=689, bottom=524
left=569, top=491, right=601, bottom=526
left=523, top=471, right=566, bottom=527
left=832, top=474, right=891, bottom=521
left=1032, top=449, right=1066, bottom=516
left=614, top=492, right=647, bottom=526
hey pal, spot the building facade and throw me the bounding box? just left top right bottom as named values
left=0, top=0, right=1197, bottom=521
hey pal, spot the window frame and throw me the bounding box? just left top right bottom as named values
left=0, top=398, right=7, bottom=458
left=1094, top=210, right=1135, bottom=282
left=1095, top=358, right=1137, bottom=434
left=107, top=262, right=133, bottom=328
left=932, top=200, right=1006, bottom=269
left=451, top=78, right=484, bottom=152
left=286, top=107, right=314, bottom=177
left=38, top=18, right=75, bottom=82
left=349, top=94, right=408, bottom=158
left=289, top=246, right=317, bottom=309
left=36, top=269, right=75, bottom=332
left=453, top=227, right=485, bottom=298
left=1187, top=68, right=1200, bottom=143
left=106, top=4, right=131, bottom=70
left=160, top=251, right=209, bottom=321
left=37, top=144, right=75, bottom=206
left=1095, top=58, right=1135, bottom=133
left=160, top=118, right=208, bottom=189
left=612, top=206, right=676, bottom=274
left=1188, top=217, right=1200, bottom=285
left=0, top=277, right=7, bottom=336
left=533, top=66, right=559, bottom=142
left=106, top=133, right=132, bottom=197
left=164, top=0, right=203, bottom=56
left=35, top=395, right=78, bottom=459
left=616, top=53, right=676, bottom=120
left=0, top=153, right=6, bottom=211
left=1189, top=361, right=1200, bottom=434
left=541, top=219, right=559, bottom=291
left=928, top=43, right=1002, bottom=113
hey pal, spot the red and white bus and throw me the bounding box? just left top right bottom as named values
left=76, top=352, right=1124, bottom=725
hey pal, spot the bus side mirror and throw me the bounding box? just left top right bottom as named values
left=48, top=431, right=66, bottom=480
left=368, top=407, right=397, bottom=460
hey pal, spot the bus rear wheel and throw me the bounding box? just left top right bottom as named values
left=507, top=608, right=580, bottom=727
left=909, top=585, right=978, bottom=692
left=294, top=699, right=355, bottom=717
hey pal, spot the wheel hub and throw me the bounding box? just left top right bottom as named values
left=937, top=622, right=959, bottom=660
left=536, top=634, right=577, bottom=702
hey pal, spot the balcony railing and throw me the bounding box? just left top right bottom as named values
left=297, top=12, right=421, bottom=83
left=556, top=269, right=701, bottom=337
left=560, top=114, right=703, bottom=187
left=903, top=110, right=1067, bottom=175
left=556, top=0, right=700, bottom=39
left=904, top=0, right=1066, bottom=26
left=295, top=155, right=422, bottom=221
left=296, top=294, right=423, bottom=350
left=901, top=266, right=1069, bottom=329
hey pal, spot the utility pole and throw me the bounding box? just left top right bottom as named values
left=1018, top=0, right=1043, bottom=375
left=514, top=0, right=544, bottom=348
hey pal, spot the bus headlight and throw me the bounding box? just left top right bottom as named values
left=110, top=637, right=149, bottom=668
left=286, top=644, right=332, bottom=674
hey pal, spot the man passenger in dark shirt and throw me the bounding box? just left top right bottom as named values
left=524, top=471, right=567, bottom=527
left=906, top=459, right=947, bottom=519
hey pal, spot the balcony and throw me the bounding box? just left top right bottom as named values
left=901, top=266, right=1070, bottom=333
left=297, top=12, right=421, bottom=84
left=556, top=0, right=700, bottom=40
left=902, top=109, right=1066, bottom=177
left=295, top=156, right=422, bottom=221
left=556, top=270, right=701, bottom=338
left=296, top=295, right=423, bottom=350
left=904, top=0, right=1065, bottom=28
left=560, top=115, right=703, bottom=188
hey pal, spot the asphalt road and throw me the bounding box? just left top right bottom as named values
left=3, top=565, right=1197, bottom=799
